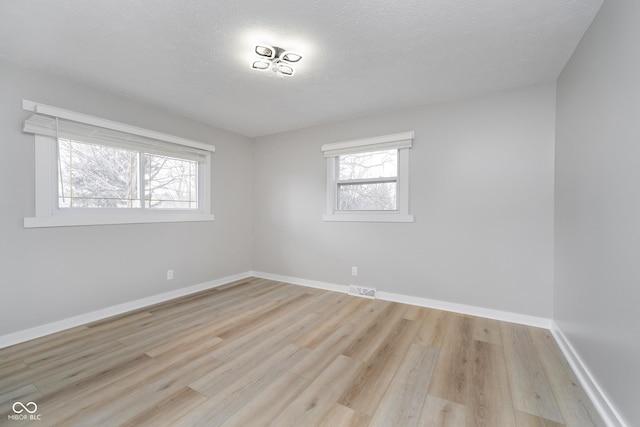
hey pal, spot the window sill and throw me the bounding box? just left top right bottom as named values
left=24, top=213, right=215, bottom=228
left=322, top=213, right=414, bottom=223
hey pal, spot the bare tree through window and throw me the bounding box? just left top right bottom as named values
left=337, top=149, right=398, bottom=211
left=145, top=154, right=198, bottom=209
left=57, top=139, right=198, bottom=209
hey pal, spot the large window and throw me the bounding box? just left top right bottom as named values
left=322, top=132, right=414, bottom=222
left=23, top=100, right=215, bottom=228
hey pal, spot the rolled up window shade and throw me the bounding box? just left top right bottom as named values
left=23, top=113, right=211, bottom=162
left=321, top=131, right=414, bottom=158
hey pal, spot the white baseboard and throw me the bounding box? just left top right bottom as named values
left=250, top=271, right=348, bottom=294
left=377, top=290, right=551, bottom=329
left=0, top=271, right=252, bottom=349
left=250, top=271, right=551, bottom=329
left=550, top=322, right=628, bottom=427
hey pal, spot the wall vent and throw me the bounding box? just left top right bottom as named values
left=348, top=285, right=376, bottom=299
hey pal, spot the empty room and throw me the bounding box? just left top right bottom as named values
left=0, top=0, right=637, bottom=426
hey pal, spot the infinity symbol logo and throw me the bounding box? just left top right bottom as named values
left=12, top=401, right=38, bottom=414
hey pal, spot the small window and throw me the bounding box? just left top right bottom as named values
left=322, top=132, right=414, bottom=222
left=22, top=100, right=215, bottom=228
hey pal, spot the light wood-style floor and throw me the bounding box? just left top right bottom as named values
left=0, top=277, right=603, bottom=426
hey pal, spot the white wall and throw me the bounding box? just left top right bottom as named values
left=0, top=60, right=253, bottom=336
left=555, top=1, right=640, bottom=425
left=253, top=83, right=556, bottom=318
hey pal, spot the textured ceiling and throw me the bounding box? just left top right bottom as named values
left=0, top=0, right=603, bottom=137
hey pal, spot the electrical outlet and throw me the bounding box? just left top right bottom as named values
left=351, top=266, right=358, bottom=276
left=167, top=270, right=174, bottom=280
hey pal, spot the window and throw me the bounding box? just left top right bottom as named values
left=337, top=149, right=398, bottom=211
left=322, top=131, right=414, bottom=222
left=22, top=100, right=215, bottom=228
left=56, top=140, right=198, bottom=209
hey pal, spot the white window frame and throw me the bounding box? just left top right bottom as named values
left=322, top=131, right=414, bottom=223
left=22, top=100, right=215, bottom=228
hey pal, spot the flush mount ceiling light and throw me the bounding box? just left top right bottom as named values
left=281, top=51, right=302, bottom=63
left=251, top=44, right=302, bottom=76
left=273, top=60, right=294, bottom=76
left=251, top=60, right=270, bottom=70
left=255, top=45, right=275, bottom=59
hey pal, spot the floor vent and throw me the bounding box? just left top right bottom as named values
left=348, top=285, right=376, bottom=299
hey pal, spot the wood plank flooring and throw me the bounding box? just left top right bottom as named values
left=0, top=277, right=604, bottom=426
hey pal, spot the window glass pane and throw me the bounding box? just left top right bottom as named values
left=58, top=139, right=140, bottom=208
left=338, top=149, right=397, bottom=180
left=337, top=182, right=397, bottom=211
left=145, top=154, right=198, bottom=209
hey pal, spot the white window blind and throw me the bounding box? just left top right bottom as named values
left=321, top=131, right=413, bottom=157
left=23, top=113, right=212, bottom=162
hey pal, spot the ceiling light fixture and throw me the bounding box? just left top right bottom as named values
left=273, top=60, right=294, bottom=76
left=280, top=51, right=302, bottom=63
left=255, top=45, right=275, bottom=59
left=252, top=60, right=270, bottom=70
left=251, top=44, right=302, bottom=76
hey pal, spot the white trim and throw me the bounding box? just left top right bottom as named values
left=550, top=322, right=629, bottom=427
left=250, top=271, right=551, bottom=328
left=0, top=271, right=252, bottom=349
left=24, top=213, right=215, bottom=228
left=34, top=134, right=55, bottom=217
left=398, top=144, right=410, bottom=216
left=200, top=155, right=212, bottom=216
left=23, top=100, right=215, bottom=153
left=321, top=131, right=414, bottom=157
left=378, top=290, right=551, bottom=328
left=250, top=271, right=348, bottom=294
left=322, top=213, right=414, bottom=223
left=325, top=156, right=337, bottom=217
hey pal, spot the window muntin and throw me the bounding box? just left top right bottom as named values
left=336, top=149, right=398, bottom=211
